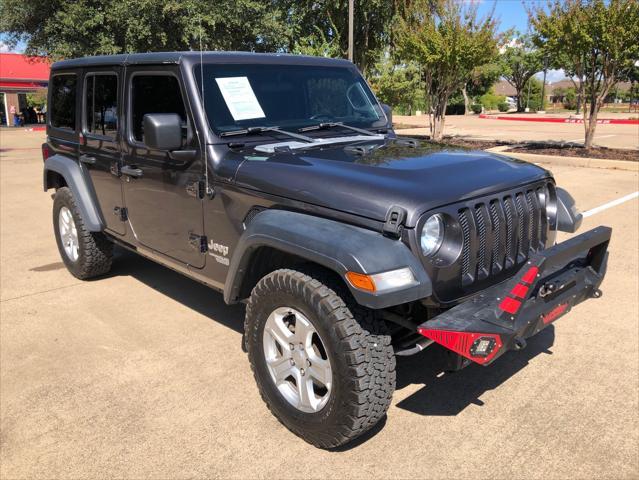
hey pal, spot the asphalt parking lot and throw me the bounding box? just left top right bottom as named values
left=1, top=128, right=638, bottom=479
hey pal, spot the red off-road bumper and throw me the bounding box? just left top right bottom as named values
left=417, top=226, right=611, bottom=366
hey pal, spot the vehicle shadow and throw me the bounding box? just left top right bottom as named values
left=107, top=247, right=246, bottom=335
left=394, top=326, right=555, bottom=416
left=70, top=248, right=554, bottom=445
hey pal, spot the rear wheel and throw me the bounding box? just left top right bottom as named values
left=245, top=269, right=395, bottom=448
left=53, top=187, right=113, bottom=279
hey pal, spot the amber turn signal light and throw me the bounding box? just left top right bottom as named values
left=345, top=272, right=376, bottom=292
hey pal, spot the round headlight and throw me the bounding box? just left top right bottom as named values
left=421, top=214, right=444, bottom=256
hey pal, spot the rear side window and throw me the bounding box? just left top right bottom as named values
left=130, top=75, right=186, bottom=142
left=85, top=74, right=118, bottom=138
left=50, top=74, right=77, bottom=130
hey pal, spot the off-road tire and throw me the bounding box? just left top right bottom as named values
left=245, top=269, right=396, bottom=449
left=53, top=187, right=113, bottom=279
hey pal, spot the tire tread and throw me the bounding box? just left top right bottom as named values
left=245, top=268, right=395, bottom=449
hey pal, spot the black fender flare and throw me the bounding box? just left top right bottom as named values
left=43, top=154, right=105, bottom=231
left=224, top=209, right=432, bottom=309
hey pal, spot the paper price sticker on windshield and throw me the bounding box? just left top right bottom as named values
left=215, top=76, right=265, bottom=121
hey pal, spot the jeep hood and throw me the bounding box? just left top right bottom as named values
left=232, top=138, right=551, bottom=227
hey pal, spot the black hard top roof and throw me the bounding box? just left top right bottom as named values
left=51, top=51, right=354, bottom=70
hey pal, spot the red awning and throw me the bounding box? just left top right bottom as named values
left=0, top=53, right=50, bottom=86
left=0, top=81, right=48, bottom=90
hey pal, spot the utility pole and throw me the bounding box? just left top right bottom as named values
left=348, top=0, right=354, bottom=62
left=540, top=56, right=548, bottom=113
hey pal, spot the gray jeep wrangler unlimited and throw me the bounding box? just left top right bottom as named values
left=43, top=52, right=611, bottom=448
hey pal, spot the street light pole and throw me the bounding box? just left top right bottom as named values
left=348, top=0, right=354, bottom=62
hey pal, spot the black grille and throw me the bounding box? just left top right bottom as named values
left=458, top=186, right=547, bottom=287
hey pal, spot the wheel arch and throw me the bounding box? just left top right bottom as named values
left=43, top=154, right=105, bottom=231
left=224, top=209, right=432, bottom=309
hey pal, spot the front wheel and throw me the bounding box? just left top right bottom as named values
left=245, top=269, right=395, bottom=448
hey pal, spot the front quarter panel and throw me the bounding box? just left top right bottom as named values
left=224, top=210, right=432, bottom=309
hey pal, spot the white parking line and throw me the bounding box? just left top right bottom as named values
left=565, top=134, right=617, bottom=143
left=581, top=191, right=639, bottom=217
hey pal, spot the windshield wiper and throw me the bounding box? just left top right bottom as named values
left=220, top=126, right=315, bottom=143
left=298, top=122, right=382, bottom=137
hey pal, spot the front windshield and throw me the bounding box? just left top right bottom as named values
left=193, top=63, right=386, bottom=135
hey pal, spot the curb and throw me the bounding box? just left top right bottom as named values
left=479, top=114, right=639, bottom=125
left=487, top=148, right=638, bottom=172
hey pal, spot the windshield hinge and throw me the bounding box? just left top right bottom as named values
left=383, top=206, right=407, bottom=238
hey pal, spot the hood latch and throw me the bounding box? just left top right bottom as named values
left=383, top=206, right=407, bottom=238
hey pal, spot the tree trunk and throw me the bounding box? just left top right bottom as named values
left=575, top=94, right=581, bottom=114
left=462, top=84, right=470, bottom=115
left=583, top=93, right=600, bottom=150
left=516, top=86, right=524, bottom=112
left=430, top=97, right=447, bottom=141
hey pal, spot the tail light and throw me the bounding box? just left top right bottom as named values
left=417, top=328, right=502, bottom=365
left=42, top=144, right=51, bottom=161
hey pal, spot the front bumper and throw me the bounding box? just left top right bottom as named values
left=417, top=226, right=611, bottom=366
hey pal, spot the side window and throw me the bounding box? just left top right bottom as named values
left=130, top=75, right=186, bottom=143
left=50, top=74, right=77, bottom=130
left=85, top=74, right=118, bottom=138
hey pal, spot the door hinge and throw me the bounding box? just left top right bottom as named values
left=186, top=179, right=215, bottom=200
left=382, top=205, right=407, bottom=238
left=114, top=206, right=128, bottom=221
left=189, top=233, right=208, bottom=253
left=110, top=161, right=121, bottom=177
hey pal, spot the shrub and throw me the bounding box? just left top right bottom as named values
left=446, top=103, right=465, bottom=115
left=478, top=90, right=507, bottom=110
left=471, top=104, right=483, bottom=114
left=497, top=102, right=510, bottom=112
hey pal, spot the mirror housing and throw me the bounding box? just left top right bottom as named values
left=556, top=187, right=583, bottom=233
left=381, top=103, right=393, bottom=128
left=143, top=113, right=182, bottom=151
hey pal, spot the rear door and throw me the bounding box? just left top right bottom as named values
left=79, top=69, right=125, bottom=235
left=121, top=68, right=205, bottom=267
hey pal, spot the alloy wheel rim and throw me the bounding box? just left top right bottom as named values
left=262, top=307, right=333, bottom=413
left=58, top=206, right=79, bottom=262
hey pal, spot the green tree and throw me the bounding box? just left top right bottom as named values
left=0, top=0, right=291, bottom=59
left=530, top=0, right=639, bottom=148
left=499, top=33, right=543, bottom=112
left=553, top=86, right=578, bottom=109
left=462, top=62, right=503, bottom=114
left=394, top=0, right=499, bottom=140
left=368, top=51, right=425, bottom=115
left=281, top=0, right=396, bottom=74
left=520, top=77, right=546, bottom=112
left=292, top=23, right=342, bottom=58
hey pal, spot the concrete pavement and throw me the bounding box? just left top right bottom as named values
left=394, top=114, right=639, bottom=150
left=1, top=129, right=637, bottom=479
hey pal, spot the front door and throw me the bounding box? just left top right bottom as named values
left=121, top=68, right=205, bottom=268
left=79, top=70, right=125, bottom=235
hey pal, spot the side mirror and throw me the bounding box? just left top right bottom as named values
left=556, top=187, right=583, bottom=233
left=143, top=113, right=182, bottom=151
left=381, top=103, right=392, bottom=127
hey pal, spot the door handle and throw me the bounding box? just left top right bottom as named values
left=79, top=154, right=96, bottom=165
left=121, top=165, right=144, bottom=178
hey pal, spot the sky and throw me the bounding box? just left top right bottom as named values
left=477, top=0, right=566, bottom=82
left=0, top=1, right=567, bottom=83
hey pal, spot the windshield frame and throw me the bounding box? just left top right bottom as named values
left=190, top=61, right=389, bottom=142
